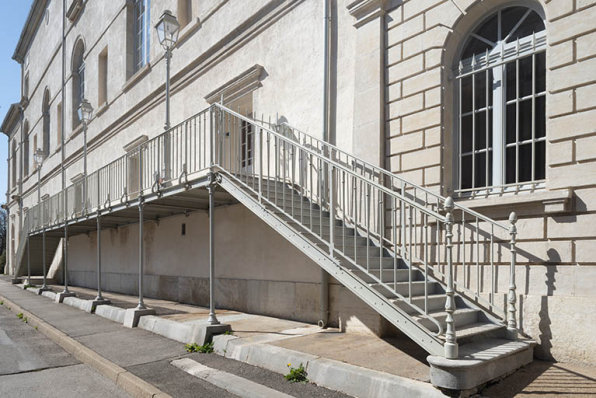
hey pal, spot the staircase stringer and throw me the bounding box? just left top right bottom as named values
left=217, top=172, right=445, bottom=356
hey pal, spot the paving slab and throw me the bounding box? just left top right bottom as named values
left=75, top=328, right=188, bottom=367
left=0, top=363, right=131, bottom=398
left=0, top=305, right=79, bottom=375
left=270, top=330, right=431, bottom=382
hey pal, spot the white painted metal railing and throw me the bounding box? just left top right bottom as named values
left=21, top=103, right=519, bottom=358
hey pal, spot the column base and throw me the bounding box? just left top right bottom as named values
left=123, top=307, right=156, bottom=328
left=37, top=287, right=53, bottom=295
left=55, top=291, right=76, bottom=303
left=84, top=299, right=112, bottom=313
left=191, top=324, right=232, bottom=346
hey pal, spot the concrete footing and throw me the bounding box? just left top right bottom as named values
left=55, top=291, right=76, bottom=303
left=11, top=278, right=22, bottom=285
left=36, top=287, right=53, bottom=295
left=123, top=307, right=156, bottom=328
left=84, top=299, right=112, bottom=313
left=193, top=323, right=232, bottom=345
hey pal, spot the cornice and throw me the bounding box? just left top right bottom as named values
left=13, top=0, right=49, bottom=64
left=204, top=64, right=264, bottom=104
left=347, top=0, right=387, bottom=28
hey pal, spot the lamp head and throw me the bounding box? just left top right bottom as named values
left=155, top=10, right=180, bottom=50
left=78, top=98, right=93, bottom=124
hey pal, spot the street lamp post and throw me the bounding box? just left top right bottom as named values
left=78, top=99, right=93, bottom=215
left=34, top=149, right=49, bottom=292
left=155, top=10, right=180, bottom=182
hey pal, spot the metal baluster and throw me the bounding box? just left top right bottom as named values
left=393, top=198, right=398, bottom=292
left=366, top=183, right=370, bottom=273
left=508, top=212, right=518, bottom=338
left=408, top=206, right=413, bottom=302
left=424, top=213, right=429, bottom=314
left=444, top=197, right=458, bottom=359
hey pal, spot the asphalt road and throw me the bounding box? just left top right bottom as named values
left=0, top=303, right=130, bottom=398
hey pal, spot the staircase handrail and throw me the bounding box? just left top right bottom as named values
left=277, top=121, right=509, bottom=233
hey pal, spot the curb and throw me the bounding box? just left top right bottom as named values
left=0, top=292, right=172, bottom=398
left=213, top=334, right=445, bottom=398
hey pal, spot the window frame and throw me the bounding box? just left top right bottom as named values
left=133, top=0, right=151, bottom=73
left=453, top=5, right=547, bottom=197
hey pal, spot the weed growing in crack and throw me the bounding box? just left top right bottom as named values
left=185, top=342, right=214, bottom=353
left=285, top=363, right=308, bottom=383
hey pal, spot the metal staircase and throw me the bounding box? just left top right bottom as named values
left=18, top=103, right=534, bottom=392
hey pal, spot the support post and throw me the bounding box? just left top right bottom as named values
left=207, top=178, right=220, bottom=325
left=122, top=200, right=154, bottom=326
left=443, top=197, right=458, bottom=359
left=41, top=229, right=48, bottom=290
left=508, top=212, right=518, bottom=338
left=56, top=223, right=75, bottom=302
left=63, top=224, right=69, bottom=293
left=26, top=233, right=31, bottom=286
left=96, top=215, right=106, bottom=302
left=137, top=202, right=146, bottom=310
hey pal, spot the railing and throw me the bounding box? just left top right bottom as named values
left=212, top=104, right=519, bottom=354
left=21, top=103, right=519, bottom=357
left=25, top=107, right=212, bottom=234
left=276, top=121, right=517, bottom=321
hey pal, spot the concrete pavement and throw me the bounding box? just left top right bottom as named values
left=0, top=280, right=352, bottom=398
left=0, top=304, right=130, bottom=398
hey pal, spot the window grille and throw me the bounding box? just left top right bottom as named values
left=133, top=0, right=151, bottom=73
left=455, top=7, right=546, bottom=195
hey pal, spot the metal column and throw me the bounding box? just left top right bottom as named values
left=41, top=229, right=48, bottom=289
left=96, top=215, right=104, bottom=301
left=207, top=181, right=220, bottom=325
left=136, top=202, right=147, bottom=310
left=26, top=233, right=30, bottom=285
left=62, top=224, right=70, bottom=294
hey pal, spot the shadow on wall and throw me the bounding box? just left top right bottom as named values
left=535, top=262, right=556, bottom=361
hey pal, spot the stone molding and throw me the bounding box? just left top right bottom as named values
left=205, top=64, right=265, bottom=105
left=123, top=134, right=149, bottom=153
left=66, top=0, right=84, bottom=23
left=347, top=0, right=388, bottom=28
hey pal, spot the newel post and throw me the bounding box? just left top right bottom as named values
left=508, top=212, right=518, bottom=338
left=444, top=197, right=458, bottom=359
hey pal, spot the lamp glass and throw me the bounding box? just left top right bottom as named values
left=78, top=99, right=93, bottom=124
left=34, top=148, right=46, bottom=165
left=156, top=10, right=180, bottom=49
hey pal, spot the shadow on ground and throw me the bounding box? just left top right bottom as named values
left=481, top=360, right=596, bottom=397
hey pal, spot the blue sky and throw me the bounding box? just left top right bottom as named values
left=0, top=1, right=33, bottom=204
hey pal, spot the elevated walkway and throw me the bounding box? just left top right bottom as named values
left=15, top=104, right=534, bottom=394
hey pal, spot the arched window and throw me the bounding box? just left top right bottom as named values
left=23, top=121, right=30, bottom=176
left=72, top=39, right=85, bottom=129
left=42, top=88, right=51, bottom=155
left=455, top=6, right=546, bottom=193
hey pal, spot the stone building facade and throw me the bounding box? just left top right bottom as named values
left=2, top=0, right=596, bottom=367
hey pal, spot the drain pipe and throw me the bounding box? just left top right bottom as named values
left=319, top=0, right=331, bottom=329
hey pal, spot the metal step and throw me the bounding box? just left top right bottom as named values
left=370, top=281, right=438, bottom=297
left=392, top=294, right=448, bottom=315
left=349, top=268, right=424, bottom=284
left=414, top=308, right=480, bottom=332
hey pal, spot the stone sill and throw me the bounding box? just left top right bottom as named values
left=455, top=188, right=572, bottom=213
left=96, top=101, right=109, bottom=117
left=67, top=124, right=84, bottom=143
left=177, top=18, right=201, bottom=44
left=122, top=63, right=151, bottom=93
